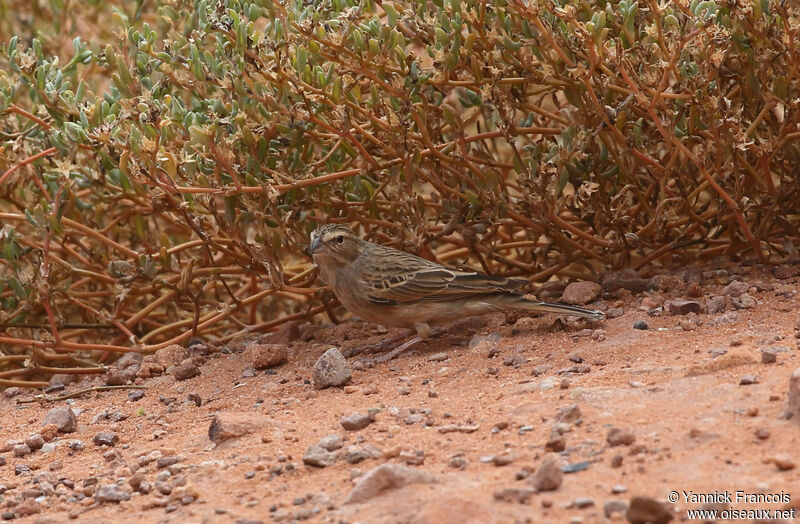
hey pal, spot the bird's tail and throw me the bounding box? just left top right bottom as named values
left=518, top=297, right=604, bottom=319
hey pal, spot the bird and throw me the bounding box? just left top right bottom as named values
left=308, top=224, right=603, bottom=361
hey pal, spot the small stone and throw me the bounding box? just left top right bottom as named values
left=610, top=454, right=623, bottom=468
left=607, top=427, right=636, bottom=447
left=13, top=499, right=40, bottom=517
left=604, top=499, right=628, bottom=518
left=769, top=455, right=795, bottom=471
left=93, top=433, right=119, bottom=447
left=574, top=497, right=594, bottom=508
left=632, top=320, right=648, bottom=330
left=761, top=348, right=778, bottom=364
left=562, top=461, right=590, bottom=473
left=312, top=348, right=352, bottom=389
left=493, top=488, right=535, bottom=504
left=531, top=364, right=552, bottom=376
left=208, top=411, right=275, bottom=444
left=187, top=392, right=202, bottom=406
left=625, top=495, right=673, bottom=524
left=561, top=281, right=602, bottom=305
left=427, top=352, right=448, bottom=362
left=755, top=428, right=770, bottom=440
left=706, top=296, right=727, bottom=314
left=612, top=485, right=628, bottom=494
left=739, top=375, right=758, bottom=386
left=449, top=456, right=467, bottom=470
left=555, top=404, right=582, bottom=423
left=545, top=435, right=566, bottom=452
left=155, top=344, right=188, bottom=368
left=68, top=440, right=85, bottom=451
left=128, top=390, right=145, bottom=402
left=173, top=362, right=201, bottom=381
left=788, top=368, right=800, bottom=420
left=734, top=292, right=756, bottom=309
left=342, top=464, right=436, bottom=504
left=41, top=443, right=55, bottom=454
left=42, top=407, right=77, bottom=433
left=528, top=454, right=563, bottom=492
left=12, top=444, right=31, bottom=457
left=722, top=280, right=749, bottom=297
left=666, top=300, right=702, bottom=315
left=340, top=413, right=374, bottom=431
left=245, top=343, right=288, bottom=369
left=303, top=446, right=335, bottom=468
left=95, top=484, right=132, bottom=503
left=492, top=453, right=514, bottom=466
left=156, top=456, right=181, bottom=469
left=317, top=434, right=343, bottom=452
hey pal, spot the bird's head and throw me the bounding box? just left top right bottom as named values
left=308, top=224, right=363, bottom=270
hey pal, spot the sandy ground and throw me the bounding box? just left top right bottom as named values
left=1, top=263, right=800, bottom=524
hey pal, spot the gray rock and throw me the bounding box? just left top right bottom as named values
left=528, top=454, right=563, bottom=492
left=632, top=320, right=648, bottom=330
left=555, top=404, right=582, bottom=423
left=303, top=446, right=335, bottom=468
left=93, top=433, right=119, bottom=447
left=12, top=444, right=31, bottom=457
left=706, top=296, right=727, bottom=314
left=469, top=332, right=502, bottom=350
left=626, top=495, right=673, bottom=524
left=574, top=497, right=595, bottom=508
left=739, top=374, right=758, bottom=385
left=95, top=484, right=132, bottom=503
left=24, top=434, right=44, bottom=450
left=312, top=348, right=351, bottom=389
left=607, top=427, right=636, bottom=447
left=42, top=407, right=77, bottom=433
left=340, top=413, right=374, bottom=431
left=604, top=499, right=628, bottom=518
left=342, top=464, right=436, bottom=504
left=561, top=281, right=602, bottom=305
left=317, top=434, right=343, bottom=451
left=761, top=348, right=778, bottom=364
left=722, top=280, right=749, bottom=297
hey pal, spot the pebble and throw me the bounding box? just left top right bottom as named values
left=607, top=427, right=636, bottom=446
left=493, top=487, right=535, bottom=504
left=317, top=434, right=343, bottom=452
left=755, top=427, right=770, bottom=439
left=12, top=444, right=31, bottom=457
left=788, top=368, right=800, bottom=420
left=632, top=320, right=648, bottom=330
left=93, top=433, right=119, bottom=447
left=41, top=443, right=55, bottom=454
left=610, top=454, right=623, bottom=468
left=531, top=364, right=552, bottom=376
left=574, top=497, right=594, bottom=508
left=604, top=499, right=628, bottom=518
left=68, top=440, right=85, bottom=451
left=95, top=484, right=132, bottom=503
left=562, top=461, right=590, bottom=473
left=666, top=300, right=702, bottom=315
left=342, top=464, right=436, bottom=504
left=449, top=456, right=467, bottom=470
left=739, top=374, right=759, bottom=386
left=625, top=495, right=673, bottom=524
left=528, top=454, right=563, bottom=491
left=560, top=281, right=602, bottom=305
left=207, top=411, right=271, bottom=444
left=555, top=404, right=582, bottom=423
left=173, top=362, right=201, bottom=381
left=245, top=343, right=288, bottom=369
left=546, top=435, right=566, bottom=452
left=24, top=434, right=44, bottom=450
left=312, top=348, right=352, bottom=389
left=761, top=347, right=778, bottom=364
left=128, top=390, right=145, bottom=402
left=612, top=484, right=628, bottom=494
left=42, top=407, right=77, bottom=433
left=706, top=295, right=727, bottom=314
left=769, top=455, right=795, bottom=471
left=427, top=352, right=448, bottom=362
left=155, top=344, right=188, bottom=368
left=340, top=413, right=374, bottom=431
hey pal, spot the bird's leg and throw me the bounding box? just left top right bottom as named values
left=366, top=323, right=446, bottom=363
left=342, top=330, right=414, bottom=358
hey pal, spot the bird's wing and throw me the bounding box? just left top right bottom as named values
left=358, top=247, right=527, bottom=305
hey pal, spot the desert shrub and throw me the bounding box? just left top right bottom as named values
left=0, top=0, right=798, bottom=385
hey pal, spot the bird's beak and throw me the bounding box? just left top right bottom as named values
left=308, top=236, right=321, bottom=256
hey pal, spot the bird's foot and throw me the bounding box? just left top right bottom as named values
left=365, top=335, right=424, bottom=364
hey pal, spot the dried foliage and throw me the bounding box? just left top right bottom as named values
left=1, top=0, right=799, bottom=386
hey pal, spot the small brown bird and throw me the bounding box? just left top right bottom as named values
left=309, top=224, right=603, bottom=361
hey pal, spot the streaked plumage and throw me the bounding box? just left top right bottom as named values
left=309, top=224, right=603, bottom=359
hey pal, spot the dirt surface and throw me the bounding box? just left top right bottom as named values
left=2, top=263, right=800, bottom=524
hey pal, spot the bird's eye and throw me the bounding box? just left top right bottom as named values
left=336, top=235, right=344, bottom=244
